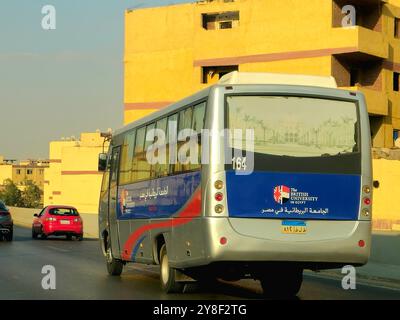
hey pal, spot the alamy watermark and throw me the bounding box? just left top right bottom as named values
left=341, top=265, right=357, bottom=290
left=41, top=265, right=56, bottom=290
left=41, top=5, right=56, bottom=30
left=341, top=5, right=356, bottom=27
left=143, top=124, right=255, bottom=175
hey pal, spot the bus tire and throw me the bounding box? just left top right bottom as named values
left=160, top=244, right=184, bottom=294
left=106, top=240, right=123, bottom=276
left=260, top=267, right=303, bottom=298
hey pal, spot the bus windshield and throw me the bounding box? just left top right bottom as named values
left=227, top=95, right=358, bottom=157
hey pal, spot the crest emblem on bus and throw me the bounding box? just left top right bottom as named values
left=273, top=185, right=291, bottom=204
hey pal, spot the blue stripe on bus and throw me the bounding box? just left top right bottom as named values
left=131, top=235, right=146, bottom=262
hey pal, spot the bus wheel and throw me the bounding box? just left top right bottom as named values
left=159, top=244, right=184, bottom=294
left=106, top=240, right=123, bottom=276
left=260, top=267, right=303, bottom=298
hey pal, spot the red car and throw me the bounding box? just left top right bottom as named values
left=32, top=206, right=83, bottom=241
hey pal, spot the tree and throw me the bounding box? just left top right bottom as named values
left=21, top=181, right=42, bottom=208
left=0, top=179, right=23, bottom=207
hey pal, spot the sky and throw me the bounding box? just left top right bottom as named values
left=0, top=0, right=195, bottom=160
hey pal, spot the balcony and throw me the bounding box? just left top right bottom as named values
left=332, top=26, right=388, bottom=60
left=340, top=85, right=388, bottom=116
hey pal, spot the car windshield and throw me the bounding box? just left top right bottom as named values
left=49, top=208, right=78, bottom=216
left=0, top=201, right=7, bottom=211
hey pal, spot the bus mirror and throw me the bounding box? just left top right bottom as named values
left=98, top=153, right=107, bottom=172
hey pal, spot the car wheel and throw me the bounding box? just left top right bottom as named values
left=106, top=239, right=123, bottom=276
left=260, top=266, right=303, bottom=298
left=76, top=234, right=83, bottom=241
left=66, top=234, right=72, bottom=240
left=5, top=229, right=13, bottom=242
left=159, top=244, right=184, bottom=293
left=40, top=227, right=47, bottom=240
left=32, top=227, right=38, bottom=239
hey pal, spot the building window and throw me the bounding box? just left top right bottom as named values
left=202, top=65, right=238, bottom=84
left=394, top=130, right=399, bottom=142
left=202, top=11, right=239, bottom=30
left=39, top=169, right=44, bottom=175
left=27, top=169, right=33, bottom=175
left=394, top=72, right=400, bottom=92
left=16, top=169, right=21, bottom=175
left=395, top=18, right=400, bottom=38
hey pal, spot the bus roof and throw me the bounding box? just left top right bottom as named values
left=115, top=72, right=341, bottom=137
left=218, top=71, right=338, bottom=88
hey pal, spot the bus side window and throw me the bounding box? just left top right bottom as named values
left=191, top=102, right=206, bottom=171
left=132, top=127, right=146, bottom=182
left=167, top=113, right=178, bottom=175
left=176, top=107, right=193, bottom=173
left=154, top=117, right=168, bottom=179
left=144, top=123, right=156, bottom=180
left=119, top=130, right=136, bottom=185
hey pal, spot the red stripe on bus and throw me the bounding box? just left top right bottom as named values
left=121, top=188, right=202, bottom=261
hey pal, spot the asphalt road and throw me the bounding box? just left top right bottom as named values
left=0, top=226, right=399, bottom=300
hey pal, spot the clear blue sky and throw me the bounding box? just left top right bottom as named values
left=0, top=0, right=195, bottom=160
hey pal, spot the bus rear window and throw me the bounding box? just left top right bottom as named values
left=227, top=95, right=358, bottom=157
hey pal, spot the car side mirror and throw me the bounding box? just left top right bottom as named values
left=98, top=153, right=108, bottom=172
left=33, top=214, right=39, bottom=217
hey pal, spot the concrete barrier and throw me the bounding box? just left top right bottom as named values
left=9, top=207, right=98, bottom=239
left=370, top=231, right=400, bottom=266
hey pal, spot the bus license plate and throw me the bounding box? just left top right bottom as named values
left=281, top=221, right=307, bottom=234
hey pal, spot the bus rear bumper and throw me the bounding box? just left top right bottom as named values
left=201, top=217, right=371, bottom=269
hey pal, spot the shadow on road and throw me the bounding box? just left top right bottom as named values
left=185, top=280, right=300, bottom=300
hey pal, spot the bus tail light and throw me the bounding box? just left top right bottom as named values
left=358, top=240, right=365, bottom=248
left=214, top=180, right=224, bottom=190
left=220, top=237, right=227, bottom=245
left=215, top=192, right=224, bottom=202
left=363, top=185, right=371, bottom=194
left=361, top=208, right=370, bottom=217
left=363, top=197, right=371, bottom=206
left=215, top=205, right=224, bottom=214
